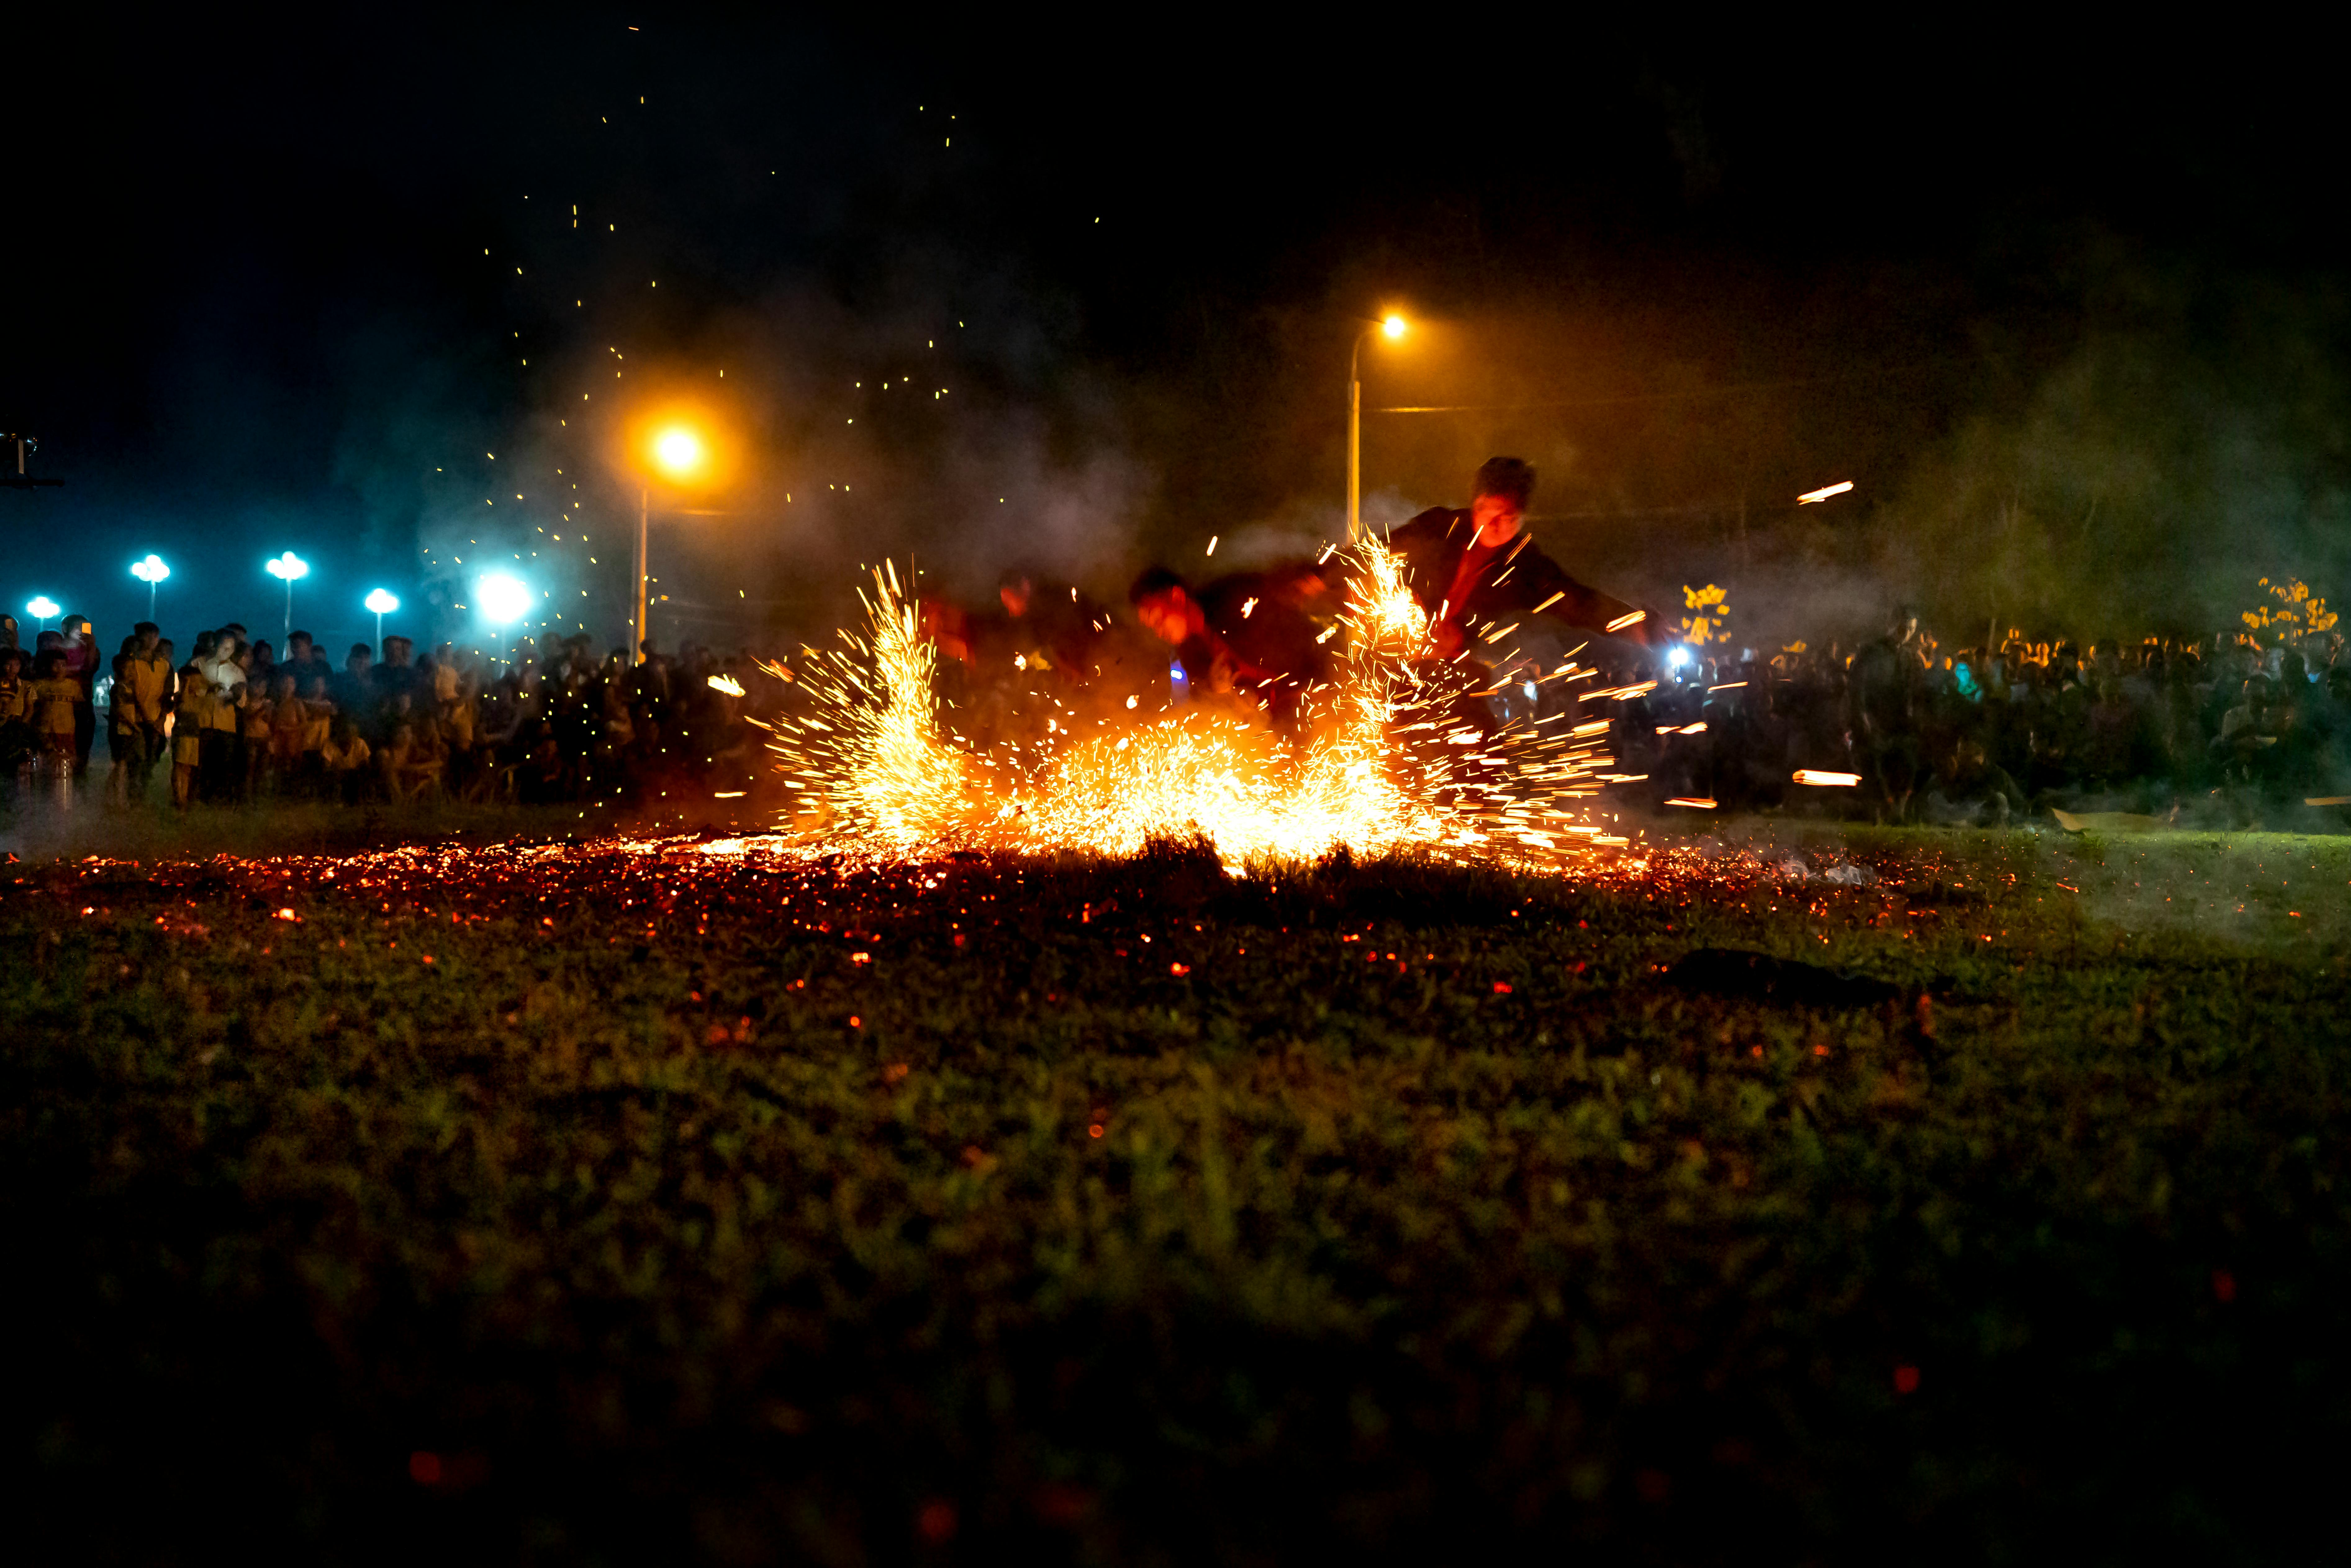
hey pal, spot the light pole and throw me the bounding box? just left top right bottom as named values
left=638, top=425, right=708, bottom=658
left=25, top=595, right=59, bottom=634
left=265, top=551, right=309, bottom=644
left=1348, top=313, right=1408, bottom=542
left=131, top=555, right=169, bottom=621
left=364, top=589, right=399, bottom=651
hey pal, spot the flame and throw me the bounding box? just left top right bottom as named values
left=766, top=546, right=1625, bottom=865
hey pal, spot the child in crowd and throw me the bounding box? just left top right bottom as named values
left=28, top=648, right=83, bottom=799
left=268, top=673, right=305, bottom=787
left=171, top=664, right=212, bottom=809
left=299, top=676, right=335, bottom=791
left=242, top=672, right=278, bottom=799
left=321, top=715, right=371, bottom=803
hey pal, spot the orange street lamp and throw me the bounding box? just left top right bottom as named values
left=638, top=424, right=709, bottom=657
left=1348, top=314, right=1409, bottom=541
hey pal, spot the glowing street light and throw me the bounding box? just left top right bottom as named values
left=25, top=595, right=60, bottom=632
left=130, top=554, right=170, bottom=619
left=636, top=421, right=713, bottom=658
left=1349, top=312, right=1409, bottom=541
left=654, top=427, right=705, bottom=476
left=476, top=573, right=533, bottom=625
left=364, top=588, right=400, bottom=648
left=265, top=551, right=309, bottom=643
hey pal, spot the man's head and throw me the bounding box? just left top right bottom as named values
left=1128, top=567, right=1203, bottom=646
left=287, top=631, right=313, bottom=659
left=134, top=621, right=160, bottom=652
left=384, top=636, right=414, bottom=667
left=1471, top=457, right=1535, bottom=547
left=347, top=643, right=374, bottom=672
left=0, top=648, right=21, bottom=677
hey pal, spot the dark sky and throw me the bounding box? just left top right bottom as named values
left=5, top=15, right=2343, bottom=651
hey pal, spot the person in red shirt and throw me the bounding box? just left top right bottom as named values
left=1386, top=457, right=1662, bottom=666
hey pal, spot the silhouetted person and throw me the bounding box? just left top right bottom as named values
left=1387, top=458, right=1662, bottom=670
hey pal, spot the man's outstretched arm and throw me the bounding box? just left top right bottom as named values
left=1500, top=544, right=1664, bottom=648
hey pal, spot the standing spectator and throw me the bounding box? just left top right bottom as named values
left=199, top=649, right=244, bottom=802
left=0, top=646, right=31, bottom=789
left=170, top=663, right=212, bottom=811
left=332, top=644, right=379, bottom=737
left=105, top=635, right=144, bottom=805
left=268, top=674, right=306, bottom=785
left=297, top=674, right=335, bottom=792
left=62, top=614, right=99, bottom=779
left=114, top=623, right=174, bottom=803
left=375, top=635, right=422, bottom=732
left=281, top=631, right=333, bottom=693
left=241, top=672, right=278, bottom=798
left=27, top=647, right=82, bottom=804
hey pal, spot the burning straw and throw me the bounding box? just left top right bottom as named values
left=764, top=546, right=1625, bottom=866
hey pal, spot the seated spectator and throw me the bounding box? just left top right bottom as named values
left=320, top=716, right=373, bottom=803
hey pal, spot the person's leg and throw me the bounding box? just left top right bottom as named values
left=45, top=734, right=75, bottom=807
left=129, top=723, right=157, bottom=800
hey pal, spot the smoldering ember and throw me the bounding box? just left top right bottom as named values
left=6, top=18, right=2350, bottom=1566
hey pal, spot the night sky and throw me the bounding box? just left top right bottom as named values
left=7, top=16, right=2345, bottom=654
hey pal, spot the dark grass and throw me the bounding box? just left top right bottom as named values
left=4, top=817, right=2349, bottom=1564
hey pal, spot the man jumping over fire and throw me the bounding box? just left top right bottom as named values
left=1387, top=456, right=1663, bottom=675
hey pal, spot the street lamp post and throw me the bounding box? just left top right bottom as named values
left=1348, top=314, right=1408, bottom=542
left=25, top=595, right=60, bottom=634
left=638, top=426, right=708, bottom=658
left=265, top=551, right=309, bottom=644
left=365, top=588, right=399, bottom=650
left=636, top=486, right=650, bottom=657
left=130, top=555, right=169, bottom=621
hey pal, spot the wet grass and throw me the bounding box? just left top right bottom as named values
left=3, top=821, right=2347, bottom=1564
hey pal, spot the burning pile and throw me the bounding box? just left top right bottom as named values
left=766, top=547, right=1626, bottom=865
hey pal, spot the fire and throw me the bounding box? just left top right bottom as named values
left=766, top=545, right=1625, bottom=865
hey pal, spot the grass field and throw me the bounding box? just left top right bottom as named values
left=5, top=811, right=2349, bottom=1564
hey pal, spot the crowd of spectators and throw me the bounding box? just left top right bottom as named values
left=1597, top=612, right=2351, bottom=825
left=0, top=615, right=778, bottom=812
